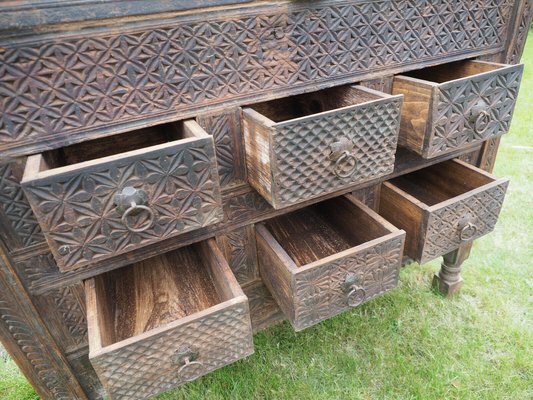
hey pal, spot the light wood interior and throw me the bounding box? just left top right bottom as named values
left=92, top=243, right=226, bottom=347
left=249, top=85, right=381, bottom=123
left=403, top=60, right=501, bottom=83
left=40, top=121, right=187, bottom=170
left=388, top=160, right=493, bottom=206
left=264, top=197, right=389, bottom=267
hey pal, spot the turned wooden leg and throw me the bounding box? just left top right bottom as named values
left=432, top=243, right=472, bottom=297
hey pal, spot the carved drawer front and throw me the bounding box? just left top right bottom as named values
left=85, top=239, right=253, bottom=400
left=21, top=120, right=223, bottom=272
left=379, top=159, right=509, bottom=264
left=242, top=85, right=403, bottom=209
left=256, top=196, right=405, bottom=331
left=393, top=60, right=523, bottom=159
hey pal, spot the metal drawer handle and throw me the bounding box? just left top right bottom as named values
left=329, top=138, right=357, bottom=179
left=469, top=101, right=490, bottom=135
left=341, top=273, right=366, bottom=307
left=458, top=216, right=478, bottom=242
left=114, top=186, right=155, bottom=233
left=173, top=346, right=204, bottom=382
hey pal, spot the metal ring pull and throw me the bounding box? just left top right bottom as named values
left=173, top=346, right=203, bottom=382
left=329, top=138, right=358, bottom=179
left=334, top=150, right=358, bottom=179
left=121, top=202, right=155, bottom=233
left=114, top=186, right=155, bottom=233
left=341, top=273, right=366, bottom=307
left=347, top=287, right=366, bottom=307
left=459, top=221, right=478, bottom=242
left=469, top=101, right=490, bottom=135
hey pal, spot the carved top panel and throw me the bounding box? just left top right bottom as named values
left=22, top=138, right=223, bottom=271
left=0, top=0, right=513, bottom=156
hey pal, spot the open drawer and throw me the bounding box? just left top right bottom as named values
left=393, top=60, right=523, bottom=158
left=21, top=120, right=223, bottom=272
left=379, top=159, right=509, bottom=264
left=256, top=196, right=405, bottom=331
left=85, top=239, right=253, bottom=400
left=242, top=85, right=402, bottom=209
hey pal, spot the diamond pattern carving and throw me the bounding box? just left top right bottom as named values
left=421, top=182, right=508, bottom=263
left=293, top=235, right=404, bottom=330
left=197, top=110, right=246, bottom=188
left=0, top=0, right=512, bottom=155
left=274, top=98, right=402, bottom=206
left=429, top=66, right=522, bottom=157
left=0, top=162, right=44, bottom=248
left=22, top=138, right=223, bottom=271
left=91, top=301, right=253, bottom=400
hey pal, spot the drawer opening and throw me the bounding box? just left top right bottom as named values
left=388, top=160, right=494, bottom=206
left=89, top=242, right=234, bottom=348
left=248, top=85, right=382, bottom=123
left=36, top=120, right=198, bottom=171
left=402, top=60, right=502, bottom=83
left=263, top=197, right=391, bottom=267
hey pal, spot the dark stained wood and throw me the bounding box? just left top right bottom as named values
left=86, top=239, right=253, bottom=399
left=393, top=60, right=523, bottom=158
left=0, top=0, right=515, bottom=158
left=257, top=196, right=405, bottom=331
left=0, top=2, right=529, bottom=398
left=21, top=120, right=223, bottom=272
left=432, top=243, right=473, bottom=297
left=379, top=159, right=509, bottom=264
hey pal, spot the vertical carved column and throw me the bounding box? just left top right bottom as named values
left=0, top=250, right=88, bottom=399
left=432, top=243, right=472, bottom=297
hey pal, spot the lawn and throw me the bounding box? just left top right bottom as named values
left=1, top=31, right=532, bottom=400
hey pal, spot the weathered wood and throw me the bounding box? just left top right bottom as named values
left=86, top=239, right=253, bottom=399
left=393, top=60, right=523, bottom=158
left=11, top=145, right=486, bottom=294
left=0, top=247, right=89, bottom=400
left=0, top=0, right=515, bottom=158
left=216, top=225, right=259, bottom=285
left=21, top=120, right=223, bottom=272
left=379, top=159, right=509, bottom=264
left=242, top=85, right=403, bottom=208
left=257, top=196, right=405, bottom=331
left=432, top=243, right=472, bottom=297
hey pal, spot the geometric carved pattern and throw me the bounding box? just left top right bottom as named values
left=91, top=301, right=253, bottom=400
left=197, top=110, right=246, bottom=188
left=0, top=265, right=85, bottom=399
left=429, top=65, right=523, bottom=157
left=50, top=286, right=88, bottom=349
left=274, top=98, right=402, bottom=206
left=421, top=181, right=509, bottom=263
left=292, top=235, right=404, bottom=330
left=243, top=280, right=285, bottom=333
left=0, top=0, right=513, bottom=155
left=506, top=0, right=533, bottom=64
left=0, top=161, right=44, bottom=249
left=216, top=225, right=259, bottom=285
left=22, top=138, right=223, bottom=271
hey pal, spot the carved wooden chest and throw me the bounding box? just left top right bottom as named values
left=0, top=1, right=530, bottom=399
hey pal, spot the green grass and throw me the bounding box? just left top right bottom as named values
left=2, top=31, right=533, bottom=400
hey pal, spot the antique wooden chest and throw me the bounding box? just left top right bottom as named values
left=0, top=1, right=530, bottom=399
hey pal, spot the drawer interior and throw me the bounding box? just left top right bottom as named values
left=38, top=121, right=194, bottom=171
left=403, top=60, right=502, bottom=83
left=90, top=243, right=231, bottom=347
left=388, top=160, right=494, bottom=206
left=248, top=85, right=382, bottom=123
left=264, top=197, right=391, bottom=267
